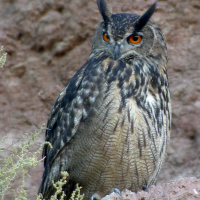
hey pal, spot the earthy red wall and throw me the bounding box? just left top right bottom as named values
left=0, top=0, right=199, bottom=199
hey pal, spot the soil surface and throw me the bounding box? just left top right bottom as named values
left=0, top=0, right=199, bottom=199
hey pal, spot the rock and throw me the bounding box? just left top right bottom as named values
left=102, top=177, right=200, bottom=200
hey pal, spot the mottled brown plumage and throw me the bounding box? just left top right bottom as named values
left=38, top=0, right=171, bottom=199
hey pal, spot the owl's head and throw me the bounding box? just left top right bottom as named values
left=91, top=0, right=167, bottom=65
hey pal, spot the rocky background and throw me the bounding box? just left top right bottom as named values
left=0, top=0, right=199, bottom=199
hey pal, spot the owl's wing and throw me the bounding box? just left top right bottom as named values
left=43, top=62, right=88, bottom=167
left=38, top=55, right=106, bottom=197
left=38, top=62, right=89, bottom=196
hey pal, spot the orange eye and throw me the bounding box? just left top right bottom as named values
left=128, top=35, right=142, bottom=44
left=103, top=32, right=110, bottom=42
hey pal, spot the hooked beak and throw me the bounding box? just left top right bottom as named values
left=113, top=43, right=120, bottom=60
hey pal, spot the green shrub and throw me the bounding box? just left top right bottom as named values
left=0, top=46, right=7, bottom=68
left=0, top=125, right=46, bottom=199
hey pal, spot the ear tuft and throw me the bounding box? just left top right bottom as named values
left=134, top=1, right=157, bottom=32
left=97, top=0, right=112, bottom=25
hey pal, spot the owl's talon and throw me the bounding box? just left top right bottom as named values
left=91, top=193, right=101, bottom=200
left=113, top=188, right=121, bottom=196
left=142, top=185, right=149, bottom=192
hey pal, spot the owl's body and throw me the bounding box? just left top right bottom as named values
left=38, top=0, right=171, bottom=199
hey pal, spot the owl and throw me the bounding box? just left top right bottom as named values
left=38, top=0, right=171, bottom=199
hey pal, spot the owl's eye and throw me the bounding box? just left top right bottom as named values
left=128, top=35, right=142, bottom=44
left=103, top=32, right=110, bottom=42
